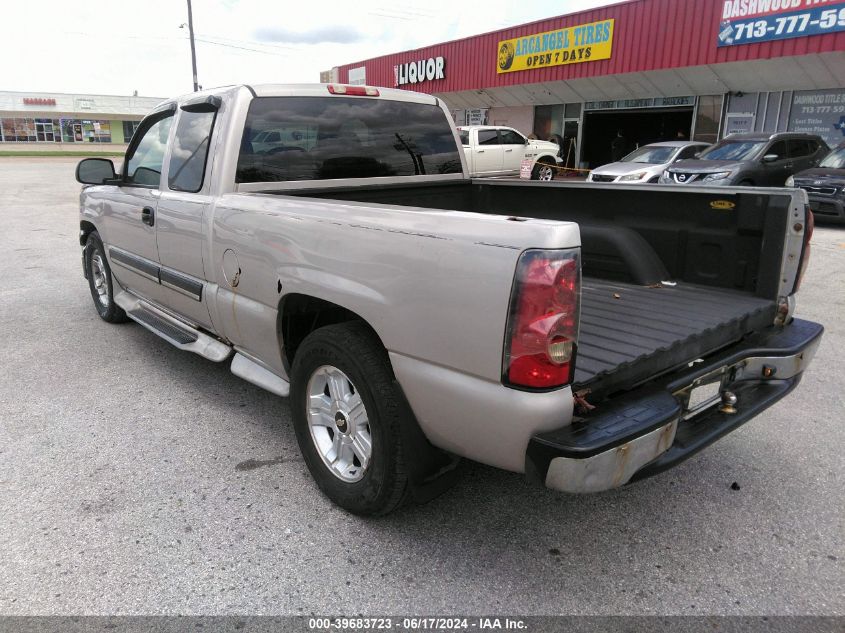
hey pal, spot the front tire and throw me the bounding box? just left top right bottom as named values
left=84, top=233, right=128, bottom=323
left=531, top=160, right=556, bottom=181
left=289, top=322, right=409, bottom=516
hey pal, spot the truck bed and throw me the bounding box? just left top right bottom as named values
left=280, top=179, right=790, bottom=397
left=576, top=278, right=776, bottom=395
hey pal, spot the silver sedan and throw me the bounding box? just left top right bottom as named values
left=587, top=141, right=711, bottom=184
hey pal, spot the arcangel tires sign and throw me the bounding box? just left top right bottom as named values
left=496, top=19, right=614, bottom=74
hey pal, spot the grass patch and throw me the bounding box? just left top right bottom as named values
left=0, top=151, right=124, bottom=157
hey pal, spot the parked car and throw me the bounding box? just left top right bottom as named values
left=660, top=132, right=829, bottom=186
left=587, top=141, right=710, bottom=184
left=74, top=84, right=821, bottom=515
left=458, top=125, right=561, bottom=180
left=787, top=141, right=845, bottom=224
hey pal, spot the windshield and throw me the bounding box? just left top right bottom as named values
left=620, top=145, right=676, bottom=164
left=236, top=96, right=463, bottom=183
left=700, top=140, right=767, bottom=161
left=819, top=146, right=845, bottom=169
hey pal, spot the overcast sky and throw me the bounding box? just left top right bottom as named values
left=1, top=0, right=622, bottom=98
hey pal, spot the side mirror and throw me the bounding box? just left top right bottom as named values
left=76, top=158, right=117, bottom=185
left=762, top=154, right=779, bottom=163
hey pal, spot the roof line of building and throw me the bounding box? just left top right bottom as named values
left=332, top=0, right=638, bottom=70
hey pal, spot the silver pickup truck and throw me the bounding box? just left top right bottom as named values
left=75, top=84, right=823, bottom=515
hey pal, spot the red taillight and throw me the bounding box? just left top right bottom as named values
left=503, top=249, right=581, bottom=390
left=793, top=206, right=814, bottom=293
left=327, top=84, right=380, bottom=97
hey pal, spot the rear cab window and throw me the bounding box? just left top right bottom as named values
left=236, top=96, right=463, bottom=183
left=477, top=130, right=499, bottom=146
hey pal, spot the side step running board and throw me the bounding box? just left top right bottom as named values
left=230, top=353, right=290, bottom=397
left=114, top=291, right=232, bottom=362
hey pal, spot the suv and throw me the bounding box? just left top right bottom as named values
left=787, top=141, right=845, bottom=223
left=660, top=132, right=828, bottom=186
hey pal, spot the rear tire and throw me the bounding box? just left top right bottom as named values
left=84, top=233, right=129, bottom=323
left=531, top=160, right=556, bottom=181
left=289, top=322, right=410, bottom=516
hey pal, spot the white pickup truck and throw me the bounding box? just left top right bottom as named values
left=458, top=125, right=562, bottom=180
left=75, top=83, right=822, bottom=515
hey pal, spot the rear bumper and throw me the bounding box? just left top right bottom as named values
left=525, top=318, right=823, bottom=493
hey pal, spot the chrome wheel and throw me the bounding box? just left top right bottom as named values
left=538, top=165, right=554, bottom=181
left=91, top=252, right=110, bottom=308
left=306, top=365, right=372, bottom=483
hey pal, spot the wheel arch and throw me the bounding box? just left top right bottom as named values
left=277, top=293, right=380, bottom=374
left=80, top=220, right=98, bottom=246
left=277, top=294, right=460, bottom=500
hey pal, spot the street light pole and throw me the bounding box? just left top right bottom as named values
left=186, top=0, right=199, bottom=92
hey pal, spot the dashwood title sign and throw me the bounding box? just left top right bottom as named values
left=496, top=18, right=614, bottom=74
left=718, top=0, right=845, bottom=46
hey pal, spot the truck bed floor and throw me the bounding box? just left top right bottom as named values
left=575, top=279, right=777, bottom=394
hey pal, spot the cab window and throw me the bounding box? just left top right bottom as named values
left=125, top=113, right=174, bottom=186
left=787, top=139, right=815, bottom=158
left=168, top=109, right=217, bottom=193
left=459, top=130, right=469, bottom=146
left=499, top=129, right=524, bottom=145
left=766, top=140, right=788, bottom=161
left=477, top=130, right=499, bottom=145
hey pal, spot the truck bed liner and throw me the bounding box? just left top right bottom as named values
left=576, top=279, right=777, bottom=395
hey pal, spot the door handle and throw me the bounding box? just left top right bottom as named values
left=505, top=149, right=513, bottom=152
left=141, top=206, right=155, bottom=226
left=477, top=150, right=484, bottom=153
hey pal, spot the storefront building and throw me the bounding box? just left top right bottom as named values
left=331, top=0, right=845, bottom=168
left=0, top=91, right=164, bottom=145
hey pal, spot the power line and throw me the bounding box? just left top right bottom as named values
left=193, top=37, right=291, bottom=57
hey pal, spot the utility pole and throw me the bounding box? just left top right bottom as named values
left=186, top=0, right=199, bottom=91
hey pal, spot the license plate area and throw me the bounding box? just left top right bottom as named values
left=674, top=365, right=730, bottom=420
left=686, top=381, right=722, bottom=417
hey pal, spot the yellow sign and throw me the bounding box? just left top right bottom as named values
left=710, top=200, right=736, bottom=210
left=497, top=19, right=614, bottom=74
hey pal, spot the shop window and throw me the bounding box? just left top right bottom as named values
left=533, top=104, right=564, bottom=140
left=694, top=95, right=723, bottom=145
left=1, top=118, right=15, bottom=142
left=123, top=120, right=140, bottom=143
left=35, top=119, right=55, bottom=142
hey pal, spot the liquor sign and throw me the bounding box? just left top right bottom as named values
left=394, top=57, right=446, bottom=87
left=718, top=0, right=845, bottom=46
left=496, top=19, right=614, bottom=74
left=23, top=97, right=56, bottom=106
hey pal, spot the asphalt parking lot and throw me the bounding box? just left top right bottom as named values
left=0, top=158, right=842, bottom=616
